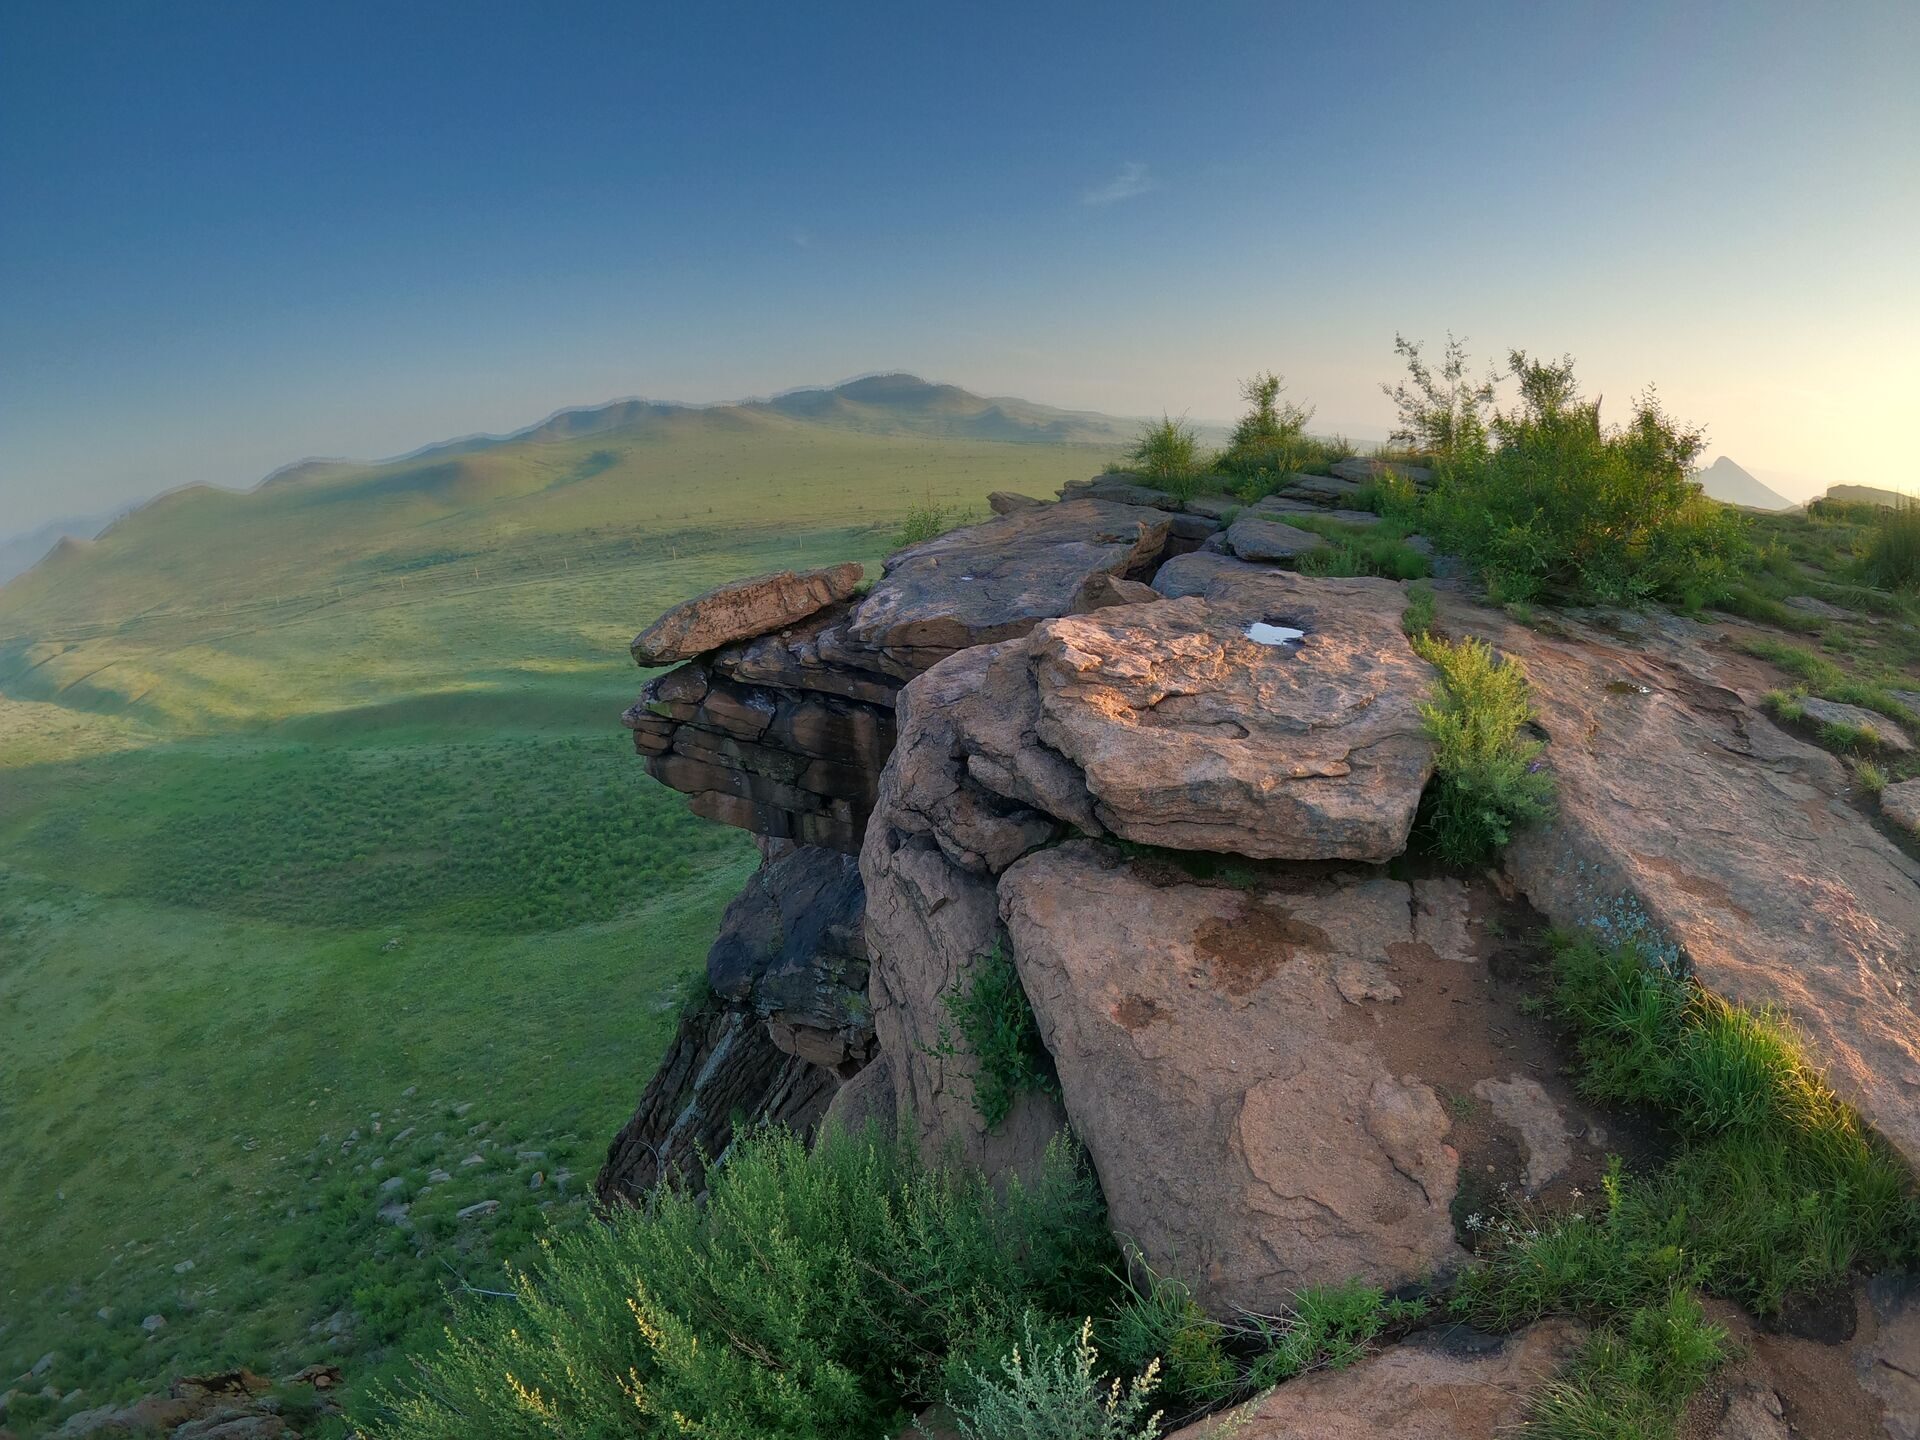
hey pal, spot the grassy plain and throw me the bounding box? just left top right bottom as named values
left=0, top=400, right=1111, bottom=1431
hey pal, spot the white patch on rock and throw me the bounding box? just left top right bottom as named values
left=1244, top=621, right=1305, bottom=646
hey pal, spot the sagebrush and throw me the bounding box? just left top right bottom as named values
left=1410, top=632, right=1554, bottom=864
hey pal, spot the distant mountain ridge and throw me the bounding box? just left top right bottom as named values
left=0, top=505, right=138, bottom=585
left=1693, top=456, right=1794, bottom=512
left=1823, top=483, right=1919, bottom=510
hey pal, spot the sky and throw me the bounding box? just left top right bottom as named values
left=2, top=0, right=1918, bottom=535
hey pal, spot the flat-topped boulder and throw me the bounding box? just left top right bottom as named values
left=842, top=498, right=1171, bottom=677
left=871, top=554, right=1435, bottom=863
left=1059, top=473, right=1181, bottom=508
left=1277, top=472, right=1368, bottom=506
left=706, top=602, right=901, bottom=707
left=1330, top=455, right=1435, bottom=488
left=1223, top=513, right=1329, bottom=563
left=1249, top=495, right=1382, bottom=528
left=1798, top=695, right=1912, bottom=752
left=632, top=562, right=865, bottom=666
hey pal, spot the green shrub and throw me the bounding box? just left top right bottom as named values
left=1856, top=759, right=1888, bottom=794
left=1416, top=349, right=1748, bottom=605
left=1295, top=532, right=1431, bottom=581
left=1409, top=633, right=1555, bottom=864
left=1240, top=1284, right=1425, bottom=1390
left=1865, top=501, right=1920, bottom=591
left=1463, top=938, right=1918, bottom=1326
left=949, top=1316, right=1165, bottom=1440
left=360, top=1126, right=1117, bottom=1440
left=1129, top=417, right=1207, bottom=501
left=941, top=943, right=1059, bottom=1129
left=1381, top=332, right=1497, bottom=467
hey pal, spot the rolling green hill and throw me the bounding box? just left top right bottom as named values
left=0, top=376, right=1125, bottom=1433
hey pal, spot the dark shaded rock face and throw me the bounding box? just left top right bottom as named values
left=596, top=998, right=840, bottom=1205
left=631, top=562, right=864, bottom=665
left=707, top=845, right=872, bottom=1069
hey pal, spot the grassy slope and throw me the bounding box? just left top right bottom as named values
left=0, top=399, right=1113, bottom=1427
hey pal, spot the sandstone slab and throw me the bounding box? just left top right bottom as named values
left=999, top=843, right=1466, bottom=1312
left=987, top=490, right=1046, bottom=514
left=1445, top=594, right=1920, bottom=1170
left=1799, top=695, right=1912, bottom=752
left=631, top=563, right=864, bottom=666
left=1223, top=514, right=1329, bottom=563
left=1278, top=472, right=1367, bottom=506
left=1330, top=456, right=1435, bottom=488
left=844, top=499, right=1171, bottom=677
left=1167, top=1321, right=1581, bottom=1440
left=1882, top=779, right=1920, bottom=833
left=707, top=603, right=901, bottom=706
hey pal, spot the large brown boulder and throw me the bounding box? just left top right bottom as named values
left=631, top=562, right=865, bottom=666
left=843, top=499, right=1171, bottom=677
left=1165, top=1320, right=1582, bottom=1440
left=1448, top=595, right=1920, bottom=1171
left=1222, top=514, right=1328, bottom=563
left=999, top=843, right=1468, bottom=1312
left=706, top=602, right=902, bottom=707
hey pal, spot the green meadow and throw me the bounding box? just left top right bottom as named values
left=0, top=397, right=1113, bottom=1430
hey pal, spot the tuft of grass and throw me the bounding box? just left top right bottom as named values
left=898, top=497, right=981, bottom=548
left=1102, top=1255, right=1235, bottom=1408
left=1128, top=417, right=1208, bottom=502
left=1864, top=501, right=1920, bottom=591
left=1409, top=633, right=1555, bottom=864
left=941, top=943, right=1060, bottom=1129
left=1855, top=759, right=1888, bottom=794
left=1401, top=581, right=1437, bottom=639
left=360, top=1126, right=1117, bottom=1440
left=1523, top=1291, right=1726, bottom=1440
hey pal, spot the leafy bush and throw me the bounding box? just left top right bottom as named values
left=1290, top=517, right=1431, bottom=581
left=1415, top=348, right=1748, bottom=605
left=1401, top=581, right=1437, bottom=639
left=1865, top=500, right=1920, bottom=591
left=949, top=1316, right=1164, bottom=1440
left=1381, top=332, right=1497, bottom=466
left=942, top=943, right=1060, bottom=1128
left=1409, top=633, right=1555, bottom=864
left=361, top=1125, right=1117, bottom=1440
left=1128, top=417, right=1208, bottom=501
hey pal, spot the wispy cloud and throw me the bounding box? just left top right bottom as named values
left=1081, top=161, right=1155, bottom=206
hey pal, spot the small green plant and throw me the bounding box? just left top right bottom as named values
left=1855, top=759, right=1888, bottom=794
left=898, top=498, right=978, bottom=548
left=942, top=943, right=1059, bottom=1128
left=1129, top=416, right=1207, bottom=501
left=1523, top=1290, right=1726, bottom=1440
left=1864, top=501, right=1920, bottom=591
left=1401, top=580, right=1436, bottom=639
left=950, top=1316, right=1164, bottom=1440
left=1381, top=332, right=1497, bottom=467
left=1241, top=1284, right=1424, bottom=1389
left=1409, top=633, right=1555, bottom=864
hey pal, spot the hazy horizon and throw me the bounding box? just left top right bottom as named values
left=4, top=0, right=1917, bottom=534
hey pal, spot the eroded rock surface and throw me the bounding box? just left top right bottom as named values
left=631, top=563, right=864, bottom=665
left=1883, top=779, right=1920, bottom=834
left=998, top=843, right=1465, bottom=1312
left=1166, top=1321, right=1582, bottom=1440
left=1222, top=514, right=1328, bottom=563
left=1449, top=595, right=1920, bottom=1170
left=842, top=499, right=1171, bottom=677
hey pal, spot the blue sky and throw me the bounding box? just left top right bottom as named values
left=2, top=0, right=1916, bottom=532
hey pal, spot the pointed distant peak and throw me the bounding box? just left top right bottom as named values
left=1695, top=455, right=1794, bottom=512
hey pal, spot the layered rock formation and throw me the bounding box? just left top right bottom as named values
left=602, top=469, right=1920, bottom=1428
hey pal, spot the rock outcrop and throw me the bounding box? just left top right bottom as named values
left=1446, top=596, right=1920, bottom=1171
left=49, top=1366, right=341, bottom=1440
left=632, top=562, right=865, bottom=665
